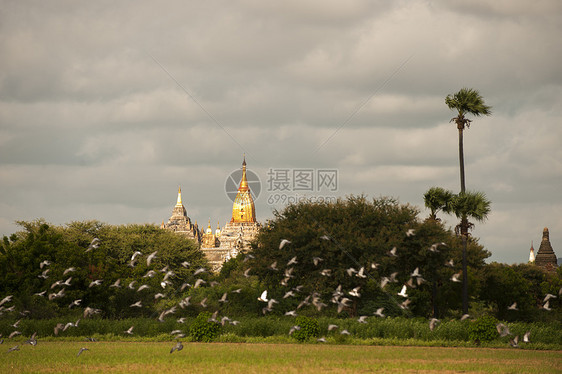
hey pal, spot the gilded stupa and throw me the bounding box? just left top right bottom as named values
left=162, top=157, right=260, bottom=272
left=200, top=156, right=260, bottom=271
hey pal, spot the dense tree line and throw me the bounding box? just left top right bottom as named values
left=1, top=198, right=560, bottom=323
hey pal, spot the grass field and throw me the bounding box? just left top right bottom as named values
left=2, top=341, right=561, bottom=373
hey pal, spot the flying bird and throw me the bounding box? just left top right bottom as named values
left=258, top=290, right=268, bottom=302
left=312, top=257, right=324, bottom=266
left=85, top=238, right=100, bottom=252
left=429, top=318, right=440, bottom=331
left=130, top=301, right=142, bottom=308
left=508, top=302, right=518, bottom=311
left=125, top=326, right=134, bottom=335
left=357, top=316, right=368, bottom=324
left=77, top=347, right=89, bottom=357
left=388, top=247, right=397, bottom=257
left=374, top=307, right=385, bottom=318
left=131, top=251, right=142, bottom=261
left=287, top=256, right=298, bottom=266
left=170, top=341, right=183, bottom=353
left=193, top=267, right=207, bottom=276
left=279, top=239, right=291, bottom=249
left=109, top=279, right=121, bottom=288
left=356, top=267, right=367, bottom=278
left=523, top=331, right=531, bottom=343
left=146, top=251, right=158, bottom=266
left=406, top=229, right=416, bottom=237
left=451, top=272, right=462, bottom=283
left=63, top=267, right=76, bottom=276
left=398, top=285, right=408, bottom=298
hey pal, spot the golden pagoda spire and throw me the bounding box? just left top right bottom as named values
left=176, top=186, right=183, bottom=206
left=206, top=218, right=212, bottom=234
left=231, top=156, right=256, bottom=223
left=215, top=220, right=221, bottom=237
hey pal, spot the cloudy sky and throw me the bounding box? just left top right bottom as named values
left=1, top=0, right=561, bottom=264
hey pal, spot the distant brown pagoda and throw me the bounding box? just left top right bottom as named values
left=533, top=227, right=558, bottom=272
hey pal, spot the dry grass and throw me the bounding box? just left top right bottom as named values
left=2, top=341, right=561, bottom=373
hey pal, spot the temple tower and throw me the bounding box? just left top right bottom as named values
left=534, top=227, right=558, bottom=271
left=161, top=187, right=201, bottom=243
left=231, top=156, right=256, bottom=223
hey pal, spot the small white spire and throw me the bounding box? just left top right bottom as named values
left=529, top=241, right=535, bottom=263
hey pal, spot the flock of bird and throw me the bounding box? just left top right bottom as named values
left=1, top=231, right=560, bottom=356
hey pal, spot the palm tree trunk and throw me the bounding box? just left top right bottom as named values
left=458, top=126, right=466, bottom=193
left=461, top=217, right=468, bottom=314
left=458, top=125, right=469, bottom=314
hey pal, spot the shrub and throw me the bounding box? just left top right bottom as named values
left=292, top=316, right=320, bottom=342
left=468, top=314, right=498, bottom=343
left=189, top=312, right=221, bottom=342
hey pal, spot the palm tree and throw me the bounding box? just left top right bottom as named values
left=444, top=190, right=491, bottom=313
left=446, top=88, right=491, bottom=314
left=423, top=187, right=454, bottom=222
left=446, top=88, right=492, bottom=193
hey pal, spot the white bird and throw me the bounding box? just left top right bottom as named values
left=68, top=299, right=82, bottom=308
left=523, top=331, right=531, bottom=343
left=346, top=267, right=357, bottom=276
left=279, top=239, right=291, bottom=249
left=445, top=259, right=454, bottom=268
left=143, top=270, right=156, bottom=278
left=283, top=291, right=296, bottom=299
left=496, top=323, right=510, bottom=337
left=388, top=247, right=397, bottom=257
left=63, top=267, right=76, bottom=276
left=137, top=284, right=150, bottom=292
left=349, top=287, right=361, bottom=298
left=243, top=268, right=252, bottom=278
left=411, top=267, right=421, bottom=278
left=451, top=272, right=462, bottom=283
left=193, top=267, right=207, bottom=276
left=154, top=293, right=166, bottom=299
left=218, top=293, right=228, bottom=303
left=313, top=257, right=324, bottom=266
left=128, top=280, right=137, bottom=290
left=320, top=235, right=331, bottom=241
left=181, top=261, right=190, bottom=268
left=130, top=301, right=142, bottom=308
left=146, top=251, right=158, bottom=266
left=89, top=279, right=102, bottom=288
left=406, top=229, right=416, bottom=237
left=356, top=267, right=367, bottom=278
left=320, top=269, right=332, bottom=277
left=509, top=335, right=519, bottom=348
left=86, top=238, right=100, bottom=252
left=110, top=279, right=121, bottom=288
left=38, top=269, right=50, bottom=279
left=398, top=285, right=408, bottom=298
left=429, top=318, right=440, bottom=331
left=77, top=347, right=89, bottom=357
left=285, top=310, right=297, bottom=317
left=328, top=324, right=339, bottom=331
left=194, top=279, right=206, bottom=288
left=39, top=260, right=51, bottom=269
left=317, top=337, right=327, bottom=343
left=62, top=277, right=72, bottom=286
left=125, top=326, right=134, bottom=335
left=199, top=298, right=208, bottom=308
left=380, top=277, right=390, bottom=289
left=460, top=314, right=470, bottom=321
left=131, top=251, right=142, bottom=261
left=542, top=300, right=552, bottom=311
left=543, top=293, right=557, bottom=303
left=508, top=302, right=518, bottom=310
left=34, top=290, right=47, bottom=297
left=269, top=261, right=278, bottom=271
left=288, top=325, right=301, bottom=335
left=258, top=290, right=268, bottom=302
left=374, top=307, right=385, bottom=318
left=357, top=316, right=368, bottom=324
left=287, top=256, right=298, bottom=266
left=340, top=329, right=351, bottom=335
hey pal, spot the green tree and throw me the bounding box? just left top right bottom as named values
left=423, top=187, right=454, bottom=222
left=444, top=191, right=491, bottom=314
left=445, top=88, right=491, bottom=315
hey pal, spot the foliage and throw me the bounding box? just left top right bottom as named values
left=291, top=316, right=320, bottom=342
left=468, top=315, right=498, bottom=343
left=0, top=220, right=206, bottom=319
left=189, top=311, right=221, bottom=342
